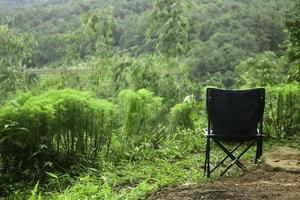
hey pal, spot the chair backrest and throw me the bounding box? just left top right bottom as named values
left=206, top=88, right=265, bottom=136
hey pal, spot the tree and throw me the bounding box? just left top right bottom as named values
left=285, top=0, right=300, bottom=82
left=61, top=8, right=115, bottom=64
left=0, top=25, right=33, bottom=67
left=145, top=0, right=193, bottom=55
left=0, top=25, right=34, bottom=95
left=234, top=51, right=286, bottom=87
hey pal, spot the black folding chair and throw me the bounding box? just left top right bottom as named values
left=204, top=88, right=265, bottom=178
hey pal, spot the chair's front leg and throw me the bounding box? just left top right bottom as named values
left=205, top=137, right=211, bottom=178
left=204, top=150, right=207, bottom=175
left=255, top=137, right=263, bottom=164
left=210, top=143, right=242, bottom=174
left=213, top=140, right=245, bottom=170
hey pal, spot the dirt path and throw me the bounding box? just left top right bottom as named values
left=150, top=169, right=300, bottom=200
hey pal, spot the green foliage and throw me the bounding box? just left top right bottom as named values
left=186, top=0, right=290, bottom=86
left=5, top=135, right=300, bottom=200
left=285, top=0, right=300, bottom=63
left=145, top=0, right=192, bottom=55
left=0, top=89, right=117, bottom=178
left=78, top=8, right=115, bottom=61
left=284, top=0, right=300, bottom=82
left=159, top=129, right=205, bottom=160
left=0, top=1, right=299, bottom=199
left=29, top=181, right=42, bottom=200
left=97, top=8, right=115, bottom=58
left=0, top=25, right=33, bottom=67
left=235, top=51, right=287, bottom=87
left=170, top=101, right=198, bottom=131
left=42, top=154, right=204, bottom=200
left=116, top=89, right=163, bottom=153
left=0, top=25, right=34, bottom=96
left=57, top=8, right=115, bottom=65
left=0, top=0, right=294, bottom=88
left=39, top=128, right=206, bottom=200
left=47, top=175, right=117, bottom=200
left=81, top=54, right=194, bottom=106
left=264, top=84, right=300, bottom=138
left=23, top=54, right=193, bottom=106
left=128, top=55, right=192, bottom=105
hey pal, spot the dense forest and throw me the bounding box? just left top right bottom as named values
left=0, top=0, right=299, bottom=199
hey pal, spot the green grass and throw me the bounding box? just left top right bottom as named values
left=2, top=135, right=299, bottom=200
left=43, top=154, right=206, bottom=200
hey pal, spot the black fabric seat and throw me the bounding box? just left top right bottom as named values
left=204, top=87, right=265, bottom=178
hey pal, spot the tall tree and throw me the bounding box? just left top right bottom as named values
left=145, top=0, right=193, bottom=55
left=0, top=25, right=34, bottom=95
left=285, top=0, right=300, bottom=82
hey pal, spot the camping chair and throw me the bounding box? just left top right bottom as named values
left=204, top=88, right=265, bottom=178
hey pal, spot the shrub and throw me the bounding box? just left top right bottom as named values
left=264, top=84, right=300, bottom=138
left=115, top=89, right=164, bottom=159
left=0, top=89, right=117, bottom=178
left=170, top=101, right=198, bottom=131
left=235, top=51, right=287, bottom=87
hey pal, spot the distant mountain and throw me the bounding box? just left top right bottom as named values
left=0, top=0, right=293, bottom=69
left=0, top=0, right=41, bottom=11
left=0, top=0, right=37, bottom=7
left=0, top=0, right=73, bottom=12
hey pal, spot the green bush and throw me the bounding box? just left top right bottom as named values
left=115, top=89, right=164, bottom=159
left=0, top=89, right=117, bottom=177
left=170, top=101, right=199, bottom=131
left=235, top=51, right=287, bottom=87
left=264, top=84, right=300, bottom=138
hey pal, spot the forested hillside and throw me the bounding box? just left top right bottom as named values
left=0, top=0, right=295, bottom=86
left=0, top=0, right=299, bottom=199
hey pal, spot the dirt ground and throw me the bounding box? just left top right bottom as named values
left=150, top=169, right=300, bottom=200
left=151, top=147, right=300, bottom=200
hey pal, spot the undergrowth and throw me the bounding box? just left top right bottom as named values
left=2, top=134, right=299, bottom=200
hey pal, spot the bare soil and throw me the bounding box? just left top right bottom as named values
left=150, top=169, right=300, bottom=200
left=151, top=147, right=300, bottom=200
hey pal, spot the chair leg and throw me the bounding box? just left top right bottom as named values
left=219, top=141, right=255, bottom=177
left=205, top=137, right=210, bottom=178
left=204, top=151, right=207, bottom=175
left=213, top=140, right=245, bottom=170
left=204, top=139, right=207, bottom=175
left=210, top=143, right=242, bottom=174
left=255, top=137, right=263, bottom=164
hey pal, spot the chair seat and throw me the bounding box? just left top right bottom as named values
left=203, top=129, right=263, bottom=142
